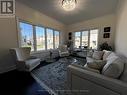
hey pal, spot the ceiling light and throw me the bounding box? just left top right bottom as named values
left=62, top=0, right=77, bottom=11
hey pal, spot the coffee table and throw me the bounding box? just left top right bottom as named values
left=45, top=50, right=57, bottom=63
left=45, top=58, right=56, bottom=63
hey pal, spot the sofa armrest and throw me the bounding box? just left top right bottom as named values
left=67, top=64, right=127, bottom=95
left=16, top=61, right=29, bottom=71
left=29, top=56, right=38, bottom=59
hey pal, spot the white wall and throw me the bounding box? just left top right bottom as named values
left=115, top=0, right=127, bottom=57
left=67, top=14, right=116, bottom=49
left=0, top=18, right=17, bottom=73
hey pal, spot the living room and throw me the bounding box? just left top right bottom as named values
left=0, top=0, right=127, bottom=95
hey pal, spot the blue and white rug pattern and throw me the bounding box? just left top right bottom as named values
left=31, top=57, right=86, bottom=95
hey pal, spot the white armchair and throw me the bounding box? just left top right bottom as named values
left=10, top=47, right=40, bottom=71
left=58, top=45, right=69, bottom=57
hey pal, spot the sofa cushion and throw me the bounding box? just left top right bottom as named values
left=92, top=51, right=104, bottom=60
left=103, top=50, right=112, bottom=60
left=86, top=60, right=106, bottom=70
left=84, top=64, right=100, bottom=73
left=119, top=56, right=127, bottom=82
left=102, top=57, right=124, bottom=78
left=87, top=57, right=103, bottom=63
left=87, top=57, right=94, bottom=63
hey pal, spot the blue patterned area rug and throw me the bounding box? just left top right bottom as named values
left=31, top=57, right=86, bottom=95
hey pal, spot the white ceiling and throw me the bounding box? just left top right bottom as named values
left=18, top=0, right=119, bottom=25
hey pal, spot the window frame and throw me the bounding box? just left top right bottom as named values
left=46, top=28, right=54, bottom=50
left=74, top=31, right=81, bottom=48
left=45, top=27, right=61, bottom=50
left=73, top=28, right=99, bottom=49
left=81, top=30, right=89, bottom=47
left=54, top=30, right=60, bottom=49
left=18, top=21, right=35, bottom=51
left=89, top=29, right=99, bottom=49
left=35, top=25, right=46, bottom=51
left=18, top=19, right=60, bottom=52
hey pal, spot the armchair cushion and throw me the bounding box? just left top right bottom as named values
left=16, top=47, right=31, bottom=61
left=25, top=58, right=40, bottom=71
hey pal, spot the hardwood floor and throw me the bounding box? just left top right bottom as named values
left=0, top=70, right=50, bottom=95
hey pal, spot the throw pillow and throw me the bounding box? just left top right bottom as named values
left=86, top=60, right=106, bottom=70
left=102, top=57, right=124, bottom=78
left=106, top=52, right=118, bottom=61
left=103, top=50, right=112, bottom=60
left=92, top=51, right=104, bottom=60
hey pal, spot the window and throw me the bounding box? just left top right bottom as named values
left=35, top=26, right=45, bottom=51
left=19, top=22, right=34, bottom=51
left=74, top=32, right=81, bottom=48
left=90, top=29, right=98, bottom=49
left=19, top=21, right=60, bottom=51
left=46, top=28, right=54, bottom=49
left=74, top=29, right=99, bottom=49
left=82, top=31, right=88, bottom=46
left=54, top=31, right=60, bottom=49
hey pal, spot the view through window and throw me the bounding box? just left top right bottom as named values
left=35, top=26, right=45, bottom=51
left=74, top=29, right=98, bottom=49
left=90, top=29, right=98, bottom=49
left=19, top=22, right=34, bottom=51
left=74, top=32, right=81, bottom=48
left=46, top=28, right=53, bottom=49
left=82, top=31, right=89, bottom=46
left=19, top=22, right=60, bottom=51
left=54, top=31, right=60, bottom=48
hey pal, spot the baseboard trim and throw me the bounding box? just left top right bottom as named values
left=0, top=65, right=16, bottom=74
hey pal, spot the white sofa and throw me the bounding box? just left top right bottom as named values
left=67, top=50, right=127, bottom=95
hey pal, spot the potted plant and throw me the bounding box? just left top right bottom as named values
left=99, top=42, right=112, bottom=51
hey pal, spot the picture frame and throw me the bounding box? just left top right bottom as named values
left=69, top=37, right=72, bottom=40
left=104, top=27, right=111, bottom=32
left=69, top=32, right=72, bottom=35
left=103, top=33, right=110, bottom=38
left=68, top=32, right=72, bottom=40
